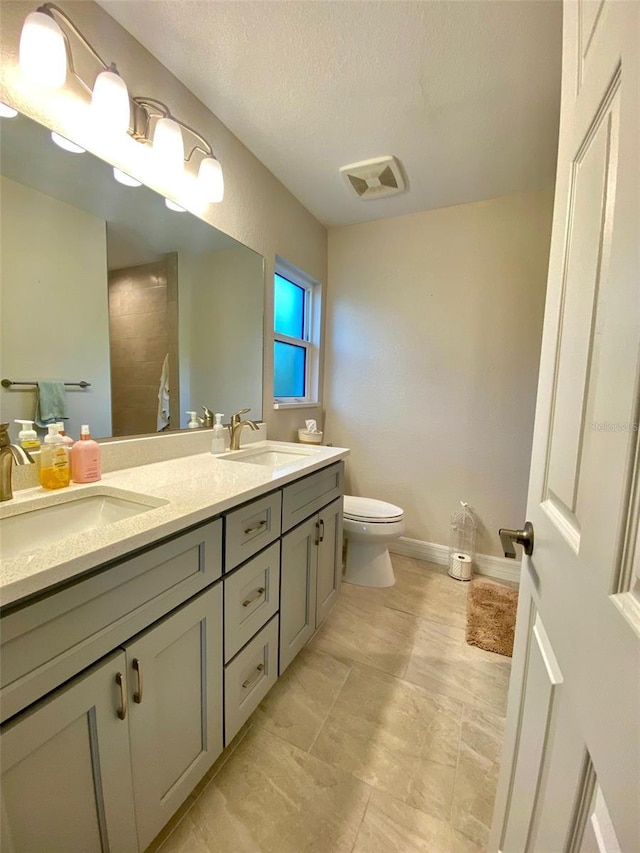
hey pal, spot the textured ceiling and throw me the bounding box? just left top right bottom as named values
left=98, top=0, right=562, bottom=227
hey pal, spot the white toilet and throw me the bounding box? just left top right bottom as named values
left=342, top=495, right=405, bottom=588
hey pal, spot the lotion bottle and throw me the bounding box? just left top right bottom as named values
left=210, top=413, right=225, bottom=454
left=14, top=419, right=40, bottom=452
left=72, top=424, right=101, bottom=484
left=39, top=424, right=70, bottom=490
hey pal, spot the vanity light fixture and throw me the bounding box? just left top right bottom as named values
left=0, top=102, right=19, bottom=118
left=51, top=131, right=85, bottom=153
left=19, top=8, right=67, bottom=88
left=164, top=198, right=187, bottom=213
left=152, top=116, right=184, bottom=178
left=113, top=168, right=142, bottom=187
left=18, top=4, right=225, bottom=203
left=91, top=66, right=130, bottom=136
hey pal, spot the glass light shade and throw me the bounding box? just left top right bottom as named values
left=19, top=10, right=67, bottom=88
left=92, top=70, right=130, bottom=135
left=153, top=117, right=184, bottom=177
left=198, top=156, right=224, bottom=203
left=0, top=102, right=18, bottom=118
left=113, top=168, right=141, bottom=187
left=164, top=198, right=186, bottom=212
left=51, top=132, right=85, bottom=154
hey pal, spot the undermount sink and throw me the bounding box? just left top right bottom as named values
left=0, top=489, right=167, bottom=560
left=220, top=442, right=323, bottom=470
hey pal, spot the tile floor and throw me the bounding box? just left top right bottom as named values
left=148, top=556, right=512, bottom=853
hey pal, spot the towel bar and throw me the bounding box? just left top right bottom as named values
left=1, top=379, right=91, bottom=389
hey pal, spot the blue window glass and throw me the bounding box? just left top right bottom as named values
left=274, top=341, right=306, bottom=397
left=275, top=274, right=305, bottom=338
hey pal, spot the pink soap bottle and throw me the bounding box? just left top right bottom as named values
left=72, top=424, right=101, bottom=484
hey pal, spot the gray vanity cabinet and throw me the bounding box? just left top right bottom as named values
left=279, top=471, right=344, bottom=674
left=123, top=584, right=223, bottom=852
left=315, top=497, right=344, bottom=627
left=279, top=516, right=319, bottom=673
left=0, top=651, right=138, bottom=853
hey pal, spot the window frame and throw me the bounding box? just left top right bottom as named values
left=273, top=258, right=321, bottom=408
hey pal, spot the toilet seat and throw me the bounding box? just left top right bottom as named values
left=343, top=495, right=404, bottom=524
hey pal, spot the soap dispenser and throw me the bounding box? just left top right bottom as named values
left=186, top=411, right=199, bottom=429
left=14, top=419, right=40, bottom=451
left=39, top=424, right=70, bottom=490
left=210, top=413, right=225, bottom=454
left=72, top=424, right=101, bottom=483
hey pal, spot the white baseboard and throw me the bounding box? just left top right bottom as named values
left=389, top=536, right=521, bottom=584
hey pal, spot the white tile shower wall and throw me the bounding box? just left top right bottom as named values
left=324, top=190, right=554, bottom=558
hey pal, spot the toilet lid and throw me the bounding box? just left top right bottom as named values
left=343, top=495, right=404, bottom=522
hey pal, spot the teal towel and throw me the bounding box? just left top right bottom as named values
left=35, top=381, right=68, bottom=427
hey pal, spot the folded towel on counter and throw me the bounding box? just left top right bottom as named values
left=35, top=380, right=68, bottom=427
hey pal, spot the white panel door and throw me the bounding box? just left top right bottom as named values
left=490, top=2, right=639, bottom=851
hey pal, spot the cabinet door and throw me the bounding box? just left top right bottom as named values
left=316, top=497, right=343, bottom=627
left=124, top=584, right=223, bottom=851
left=279, top=516, right=318, bottom=674
left=1, top=651, right=137, bottom=853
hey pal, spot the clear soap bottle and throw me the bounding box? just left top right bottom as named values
left=210, top=413, right=226, bottom=454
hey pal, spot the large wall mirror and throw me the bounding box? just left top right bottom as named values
left=0, top=112, right=264, bottom=441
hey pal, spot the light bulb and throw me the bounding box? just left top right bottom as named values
left=0, top=102, right=18, bottom=118
left=153, top=117, right=184, bottom=178
left=165, top=198, right=186, bottom=212
left=198, top=156, right=224, bottom=203
left=113, top=168, right=141, bottom=187
left=51, top=132, right=85, bottom=153
left=92, top=68, right=130, bottom=135
left=19, top=10, right=67, bottom=88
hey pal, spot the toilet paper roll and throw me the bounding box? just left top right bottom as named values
left=448, top=552, right=473, bottom=582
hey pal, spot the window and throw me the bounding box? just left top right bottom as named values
left=273, top=259, right=320, bottom=407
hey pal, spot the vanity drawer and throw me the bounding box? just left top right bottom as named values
left=224, top=491, right=282, bottom=571
left=224, top=615, right=279, bottom=745
left=0, top=519, right=222, bottom=723
left=224, top=542, right=280, bottom=663
left=281, top=462, right=344, bottom=533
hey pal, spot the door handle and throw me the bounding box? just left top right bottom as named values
left=132, top=658, right=143, bottom=704
left=115, top=672, right=127, bottom=720
left=499, top=522, right=534, bottom=558
left=319, top=519, right=325, bottom=543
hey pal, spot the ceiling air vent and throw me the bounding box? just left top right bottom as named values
left=340, top=156, right=405, bottom=200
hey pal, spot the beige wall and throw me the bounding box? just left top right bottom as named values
left=0, top=0, right=327, bottom=440
left=180, top=247, right=263, bottom=427
left=0, top=176, right=112, bottom=439
left=324, top=191, right=553, bottom=557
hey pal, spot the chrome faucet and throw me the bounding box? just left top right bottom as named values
left=0, top=423, right=35, bottom=501
left=199, top=406, right=214, bottom=428
left=229, top=408, right=259, bottom=451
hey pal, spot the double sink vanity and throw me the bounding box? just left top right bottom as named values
left=0, top=439, right=348, bottom=853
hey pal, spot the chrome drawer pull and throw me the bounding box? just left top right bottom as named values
left=242, top=587, right=266, bottom=607
left=244, top=519, right=267, bottom=535
left=242, top=663, right=265, bottom=689
left=132, top=658, right=143, bottom=704
left=115, top=672, right=127, bottom=720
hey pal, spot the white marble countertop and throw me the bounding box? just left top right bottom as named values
left=0, top=442, right=349, bottom=609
